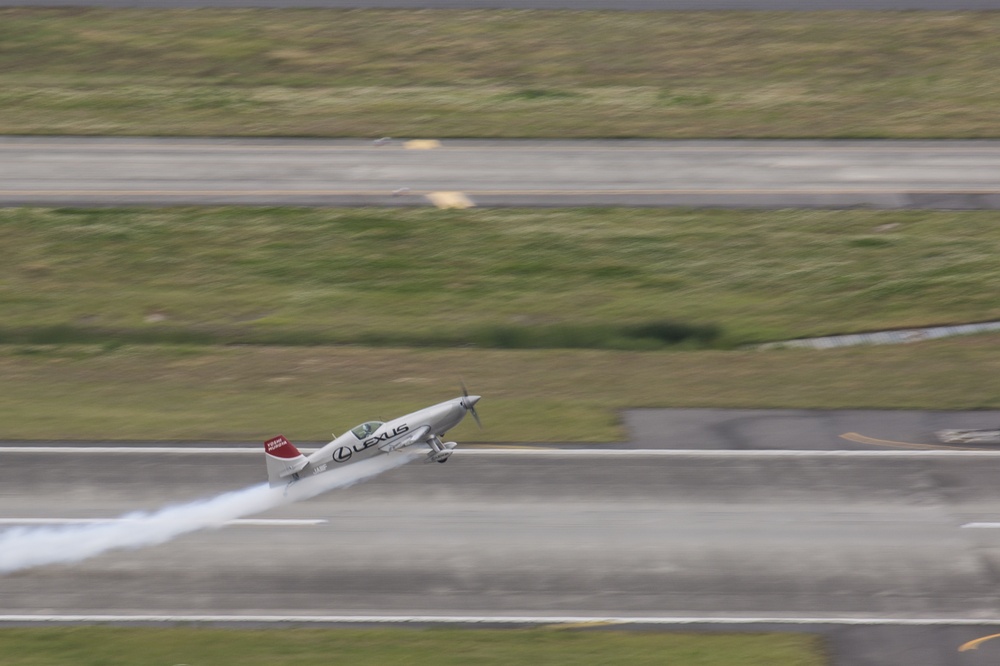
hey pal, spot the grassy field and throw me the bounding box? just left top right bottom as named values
left=0, top=9, right=998, bottom=138
left=0, top=627, right=826, bottom=666
left=2, top=338, right=998, bottom=441
left=4, top=207, right=1000, bottom=349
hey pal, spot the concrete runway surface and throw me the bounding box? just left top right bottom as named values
left=623, top=408, right=1000, bottom=451
left=3, top=137, right=1000, bottom=209
left=6, top=438, right=1000, bottom=664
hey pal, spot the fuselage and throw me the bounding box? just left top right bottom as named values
left=306, top=397, right=471, bottom=468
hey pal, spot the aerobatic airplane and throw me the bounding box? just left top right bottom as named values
left=263, top=388, right=482, bottom=488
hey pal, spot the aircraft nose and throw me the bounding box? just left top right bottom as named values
left=463, top=395, right=481, bottom=408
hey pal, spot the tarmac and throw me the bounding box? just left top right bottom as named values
left=6, top=410, right=1000, bottom=665
left=4, top=138, right=1000, bottom=209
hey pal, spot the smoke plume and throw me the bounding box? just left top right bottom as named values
left=0, top=450, right=416, bottom=575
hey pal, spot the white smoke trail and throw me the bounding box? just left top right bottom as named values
left=0, top=450, right=417, bottom=575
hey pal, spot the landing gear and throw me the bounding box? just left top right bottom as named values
left=426, top=436, right=457, bottom=463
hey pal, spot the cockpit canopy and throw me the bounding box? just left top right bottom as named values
left=350, top=421, right=384, bottom=440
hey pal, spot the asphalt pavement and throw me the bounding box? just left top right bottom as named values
left=6, top=441, right=1000, bottom=664
left=623, top=408, right=1000, bottom=451
left=3, top=137, right=1000, bottom=208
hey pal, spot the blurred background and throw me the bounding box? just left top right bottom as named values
left=1, top=4, right=1000, bottom=666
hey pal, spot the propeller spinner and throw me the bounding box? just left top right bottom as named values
left=460, top=382, right=483, bottom=429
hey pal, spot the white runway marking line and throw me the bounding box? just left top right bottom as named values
left=0, top=447, right=287, bottom=454
left=8, top=446, right=1000, bottom=458
left=5, top=614, right=1000, bottom=627
left=961, top=523, right=1000, bottom=529
left=455, top=449, right=1000, bottom=458
left=0, top=518, right=327, bottom=527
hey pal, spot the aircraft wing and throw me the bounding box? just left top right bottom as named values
left=379, top=425, right=431, bottom=452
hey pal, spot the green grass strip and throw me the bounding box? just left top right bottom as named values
left=0, top=627, right=826, bottom=666
left=4, top=207, right=1000, bottom=349
left=2, top=340, right=998, bottom=441
left=1, top=9, right=999, bottom=138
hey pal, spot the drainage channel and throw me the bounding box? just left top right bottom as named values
left=756, top=320, right=1000, bottom=350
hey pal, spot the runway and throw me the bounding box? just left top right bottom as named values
left=5, top=443, right=1000, bottom=664
left=3, top=137, right=1000, bottom=209
left=5, top=449, right=1000, bottom=618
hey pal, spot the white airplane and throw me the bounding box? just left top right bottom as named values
left=263, top=388, right=482, bottom=488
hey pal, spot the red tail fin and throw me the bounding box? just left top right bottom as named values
left=264, top=435, right=302, bottom=459
left=264, top=435, right=309, bottom=487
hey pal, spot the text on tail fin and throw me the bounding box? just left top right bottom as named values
left=264, top=435, right=302, bottom=459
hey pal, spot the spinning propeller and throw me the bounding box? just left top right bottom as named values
left=460, top=381, right=483, bottom=429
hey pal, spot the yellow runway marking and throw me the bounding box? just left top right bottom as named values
left=426, top=191, right=474, bottom=209
left=840, top=432, right=984, bottom=452
left=544, top=620, right=622, bottom=630
left=404, top=139, right=442, bottom=150
left=959, top=633, right=1000, bottom=651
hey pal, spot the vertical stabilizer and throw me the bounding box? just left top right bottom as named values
left=264, top=435, right=309, bottom=487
